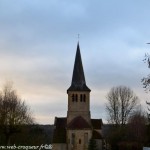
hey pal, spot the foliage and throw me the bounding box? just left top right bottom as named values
left=0, top=82, right=34, bottom=145
left=106, top=110, right=148, bottom=150
left=118, top=142, right=142, bottom=150
left=146, top=124, right=150, bottom=146
left=106, top=86, right=139, bottom=125
left=88, top=139, right=98, bottom=150
left=0, top=125, right=54, bottom=145
left=141, top=53, right=150, bottom=123
left=107, top=125, right=127, bottom=150
left=128, top=111, right=147, bottom=143
left=142, top=53, right=150, bottom=91
left=146, top=101, right=150, bottom=123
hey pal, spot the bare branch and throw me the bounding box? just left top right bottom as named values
left=0, top=82, right=34, bottom=145
left=106, top=86, right=139, bottom=125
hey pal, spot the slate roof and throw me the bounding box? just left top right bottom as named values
left=67, top=43, right=91, bottom=92
left=54, top=117, right=67, bottom=128
left=52, top=117, right=103, bottom=143
left=52, top=117, right=67, bottom=143
left=91, top=119, right=103, bottom=129
left=92, top=130, right=103, bottom=139
left=67, top=116, right=91, bottom=129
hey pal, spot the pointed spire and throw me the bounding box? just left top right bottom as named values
left=72, top=42, right=85, bottom=85
left=67, top=42, right=91, bottom=93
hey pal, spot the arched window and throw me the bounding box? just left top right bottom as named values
left=83, top=94, right=86, bottom=102
left=72, top=133, right=75, bottom=145
left=75, top=94, right=78, bottom=102
left=72, top=94, right=75, bottom=102
left=79, top=139, right=81, bottom=144
left=80, top=94, right=83, bottom=102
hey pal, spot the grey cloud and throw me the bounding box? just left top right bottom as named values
left=0, top=0, right=150, bottom=124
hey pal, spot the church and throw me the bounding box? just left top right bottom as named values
left=52, top=42, right=103, bottom=150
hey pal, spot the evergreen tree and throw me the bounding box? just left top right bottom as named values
left=88, top=139, right=98, bottom=150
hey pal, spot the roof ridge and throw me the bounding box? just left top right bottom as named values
left=67, top=116, right=91, bottom=129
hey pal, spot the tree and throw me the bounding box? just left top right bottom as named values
left=141, top=53, right=150, bottom=124
left=0, top=83, right=34, bottom=145
left=146, top=101, right=150, bottom=146
left=106, top=86, right=139, bottom=125
left=146, top=101, right=150, bottom=123
left=128, top=111, right=147, bottom=143
left=107, top=126, right=127, bottom=150
left=142, top=53, right=150, bottom=91
left=88, top=139, right=98, bottom=150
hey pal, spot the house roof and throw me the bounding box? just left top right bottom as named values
left=91, top=119, right=103, bottom=129
left=52, top=117, right=67, bottom=143
left=67, top=116, right=91, bottom=129
left=54, top=117, right=67, bottom=128
left=67, top=42, right=91, bottom=92
left=92, top=130, right=103, bottom=139
left=53, top=117, right=103, bottom=130
left=52, top=117, right=103, bottom=143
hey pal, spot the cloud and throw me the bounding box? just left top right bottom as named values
left=0, top=0, right=150, bottom=124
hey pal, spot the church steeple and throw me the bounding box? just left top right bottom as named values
left=67, top=42, right=91, bottom=93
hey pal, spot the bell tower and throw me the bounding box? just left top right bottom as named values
left=52, top=42, right=103, bottom=150
left=67, top=42, right=91, bottom=124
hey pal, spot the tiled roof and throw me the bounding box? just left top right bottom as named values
left=92, top=130, right=103, bottom=139
left=91, top=119, right=103, bottom=129
left=67, top=116, right=91, bottom=129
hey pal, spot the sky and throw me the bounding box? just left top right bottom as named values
left=0, top=0, right=150, bottom=124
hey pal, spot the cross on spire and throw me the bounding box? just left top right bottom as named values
left=78, top=34, right=80, bottom=41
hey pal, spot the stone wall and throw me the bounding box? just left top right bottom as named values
left=95, top=139, right=103, bottom=150
left=67, top=129, right=92, bottom=150
left=52, top=143, right=67, bottom=150
left=67, top=91, right=91, bottom=124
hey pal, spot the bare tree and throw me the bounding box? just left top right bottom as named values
left=0, top=82, right=34, bottom=145
left=146, top=101, right=150, bottom=123
left=142, top=53, right=150, bottom=91
left=106, top=86, right=139, bottom=125
left=128, top=110, right=147, bottom=143
left=141, top=53, right=150, bottom=123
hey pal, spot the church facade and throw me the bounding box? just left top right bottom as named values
left=52, top=43, right=103, bottom=150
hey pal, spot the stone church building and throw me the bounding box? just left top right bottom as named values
left=52, top=43, right=103, bottom=150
